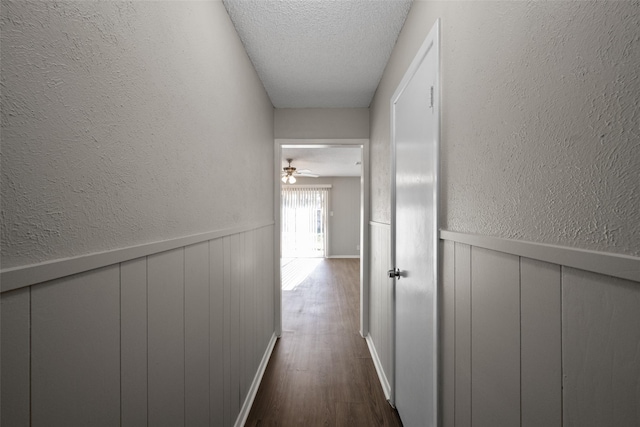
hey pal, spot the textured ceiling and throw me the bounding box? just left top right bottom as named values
left=223, top=0, right=412, bottom=108
left=282, top=147, right=362, bottom=177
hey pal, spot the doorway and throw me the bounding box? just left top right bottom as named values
left=274, top=139, right=370, bottom=337
left=281, top=185, right=330, bottom=258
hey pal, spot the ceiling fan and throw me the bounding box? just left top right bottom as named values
left=281, top=158, right=319, bottom=184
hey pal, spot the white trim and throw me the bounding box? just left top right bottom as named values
left=235, top=333, right=278, bottom=427
left=274, top=144, right=283, bottom=337
left=275, top=138, right=371, bottom=339
left=327, top=255, right=360, bottom=259
left=365, top=334, right=392, bottom=402
left=1, top=220, right=274, bottom=293
left=282, top=184, right=332, bottom=188
left=440, top=230, right=640, bottom=283
left=361, top=139, right=371, bottom=337
left=275, top=138, right=369, bottom=147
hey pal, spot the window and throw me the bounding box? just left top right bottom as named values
left=281, top=186, right=329, bottom=258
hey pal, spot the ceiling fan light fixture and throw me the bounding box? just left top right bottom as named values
left=281, top=158, right=299, bottom=184
left=281, top=174, right=296, bottom=184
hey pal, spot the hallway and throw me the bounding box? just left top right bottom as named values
left=246, top=259, right=402, bottom=426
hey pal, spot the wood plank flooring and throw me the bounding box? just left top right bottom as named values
left=246, top=258, right=402, bottom=426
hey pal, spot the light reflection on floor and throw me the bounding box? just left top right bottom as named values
left=281, top=257, right=323, bottom=291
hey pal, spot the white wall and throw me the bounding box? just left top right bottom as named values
left=291, top=177, right=361, bottom=257
left=1, top=2, right=277, bottom=426
left=367, top=2, right=640, bottom=424
left=275, top=108, right=369, bottom=139
left=370, top=0, right=640, bottom=257
left=1, top=0, right=274, bottom=269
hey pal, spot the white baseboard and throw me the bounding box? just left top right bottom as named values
left=235, top=333, right=278, bottom=427
left=365, top=334, right=391, bottom=401
left=327, top=255, right=360, bottom=259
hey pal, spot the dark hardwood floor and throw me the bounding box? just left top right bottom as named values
left=246, top=258, right=403, bottom=426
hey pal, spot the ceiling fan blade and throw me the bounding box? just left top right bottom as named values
left=296, top=172, right=319, bottom=178
left=296, top=169, right=313, bottom=173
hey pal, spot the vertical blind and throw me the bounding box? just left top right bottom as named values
left=281, top=186, right=330, bottom=258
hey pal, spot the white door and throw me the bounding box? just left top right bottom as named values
left=391, top=21, right=439, bottom=427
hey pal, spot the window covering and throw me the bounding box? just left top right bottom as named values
left=281, top=186, right=329, bottom=258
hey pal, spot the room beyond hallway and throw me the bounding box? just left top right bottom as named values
left=246, top=259, right=402, bottom=426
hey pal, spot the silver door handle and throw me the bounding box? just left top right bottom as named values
left=387, top=268, right=401, bottom=279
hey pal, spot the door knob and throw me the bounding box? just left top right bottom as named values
left=387, top=268, right=401, bottom=279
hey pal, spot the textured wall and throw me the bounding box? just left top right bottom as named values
left=275, top=108, right=369, bottom=139
left=370, top=1, right=640, bottom=256
left=1, top=1, right=274, bottom=269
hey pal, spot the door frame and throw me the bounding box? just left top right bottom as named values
left=274, top=138, right=371, bottom=338
left=390, top=19, right=440, bottom=412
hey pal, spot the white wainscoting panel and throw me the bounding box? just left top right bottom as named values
left=121, top=257, right=148, bottom=426
left=229, top=234, right=242, bottom=421
left=31, top=265, right=121, bottom=426
left=148, top=248, right=185, bottom=427
left=562, top=267, right=640, bottom=426
left=440, top=240, right=455, bottom=427
left=471, top=247, right=521, bottom=427
left=185, top=242, right=211, bottom=426
left=233, top=226, right=278, bottom=427
left=439, top=232, right=640, bottom=427
left=520, top=258, right=562, bottom=427
left=210, top=237, right=225, bottom=424
left=1, top=287, right=30, bottom=427
left=366, top=222, right=393, bottom=399
left=260, top=226, right=274, bottom=354
left=453, top=243, right=472, bottom=427
left=0, top=224, right=276, bottom=427
left=222, top=235, right=234, bottom=426
left=241, top=231, right=253, bottom=400
left=364, top=228, right=640, bottom=427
